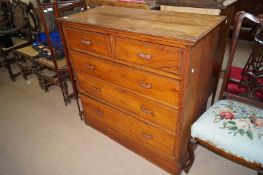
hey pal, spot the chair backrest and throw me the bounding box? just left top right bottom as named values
left=220, top=11, right=263, bottom=108
left=0, top=1, right=10, bottom=25
left=9, top=0, right=28, bottom=31
left=53, top=0, right=87, bottom=62
left=53, top=0, right=87, bottom=18
left=27, top=2, right=41, bottom=36
left=35, top=0, right=87, bottom=71
left=0, top=0, right=35, bottom=51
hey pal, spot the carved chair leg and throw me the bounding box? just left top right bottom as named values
left=184, top=139, right=197, bottom=174
left=35, top=65, right=45, bottom=90
left=35, top=65, right=52, bottom=92
left=62, top=80, right=71, bottom=105
left=3, top=57, right=16, bottom=81
left=258, top=170, right=263, bottom=175
left=15, top=55, right=28, bottom=80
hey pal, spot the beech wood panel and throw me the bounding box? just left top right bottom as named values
left=65, top=27, right=112, bottom=56
left=71, top=50, right=181, bottom=107
left=77, top=73, right=178, bottom=132
left=81, top=95, right=176, bottom=156
left=115, top=37, right=183, bottom=75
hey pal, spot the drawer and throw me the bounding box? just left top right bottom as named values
left=115, top=37, right=183, bottom=74
left=65, top=27, right=112, bottom=57
left=81, top=95, right=176, bottom=156
left=77, top=73, right=178, bottom=132
left=71, top=51, right=180, bottom=106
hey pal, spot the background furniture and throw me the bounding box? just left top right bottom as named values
left=190, top=12, right=263, bottom=175
left=58, top=6, right=225, bottom=174
left=231, top=0, right=263, bottom=40
left=14, top=2, right=41, bottom=80
left=35, top=0, right=86, bottom=105
left=159, top=0, right=238, bottom=104
left=86, top=0, right=159, bottom=10
left=0, top=0, right=10, bottom=27
left=0, top=0, right=32, bottom=81
left=54, top=0, right=87, bottom=117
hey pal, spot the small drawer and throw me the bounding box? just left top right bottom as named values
left=65, top=27, right=112, bottom=57
left=115, top=37, right=183, bottom=74
left=81, top=95, right=176, bottom=156
left=77, top=73, right=178, bottom=132
left=71, top=51, right=181, bottom=107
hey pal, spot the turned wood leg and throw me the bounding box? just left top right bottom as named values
left=62, top=80, right=71, bottom=105
left=4, top=58, right=15, bottom=81
left=184, top=139, right=197, bottom=174
left=16, top=55, right=28, bottom=80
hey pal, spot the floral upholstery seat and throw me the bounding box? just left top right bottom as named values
left=191, top=100, right=263, bottom=166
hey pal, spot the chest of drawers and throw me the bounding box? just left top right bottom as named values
left=58, top=6, right=225, bottom=174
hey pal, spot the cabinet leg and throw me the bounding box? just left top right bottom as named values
left=184, top=139, right=197, bottom=174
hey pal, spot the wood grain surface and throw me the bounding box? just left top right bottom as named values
left=58, top=6, right=225, bottom=44
left=59, top=6, right=224, bottom=174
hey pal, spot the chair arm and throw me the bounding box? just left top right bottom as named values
left=0, top=24, right=26, bottom=35
left=0, top=19, right=10, bottom=27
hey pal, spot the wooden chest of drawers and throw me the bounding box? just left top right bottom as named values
left=58, top=6, right=225, bottom=174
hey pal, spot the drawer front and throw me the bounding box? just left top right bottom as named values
left=81, top=95, right=176, bottom=156
left=71, top=51, right=180, bottom=106
left=115, top=37, right=183, bottom=74
left=77, top=73, right=178, bottom=132
left=65, top=27, right=112, bottom=57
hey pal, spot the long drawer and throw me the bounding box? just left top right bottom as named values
left=77, top=73, right=178, bottom=132
left=65, top=27, right=112, bottom=57
left=81, top=95, right=176, bottom=156
left=115, top=37, right=183, bottom=75
left=71, top=50, right=181, bottom=106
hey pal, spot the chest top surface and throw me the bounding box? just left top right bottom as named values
left=158, top=0, right=238, bottom=9
left=58, top=6, right=225, bottom=45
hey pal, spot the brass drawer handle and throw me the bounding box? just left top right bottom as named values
left=81, top=40, right=92, bottom=45
left=91, top=86, right=101, bottom=93
left=139, top=81, right=152, bottom=89
left=141, top=105, right=154, bottom=116
left=95, top=108, right=104, bottom=116
left=86, top=64, right=96, bottom=70
left=142, top=132, right=154, bottom=139
left=137, top=52, right=152, bottom=60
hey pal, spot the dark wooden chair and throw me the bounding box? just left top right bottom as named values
left=0, top=0, right=10, bottom=27
left=35, top=0, right=87, bottom=105
left=54, top=0, right=87, bottom=118
left=186, top=12, right=263, bottom=175
left=0, top=0, right=32, bottom=81
left=13, top=2, right=41, bottom=80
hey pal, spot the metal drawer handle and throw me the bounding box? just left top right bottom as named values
left=139, top=81, right=152, bottom=89
left=81, top=40, right=92, bottom=45
left=95, top=108, right=104, bottom=116
left=137, top=52, right=152, bottom=60
left=142, top=132, right=154, bottom=139
left=86, top=64, right=96, bottom=70
left=91, top=86, right=101, bottom=93
left=141, top=105, right=154, bottom=116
